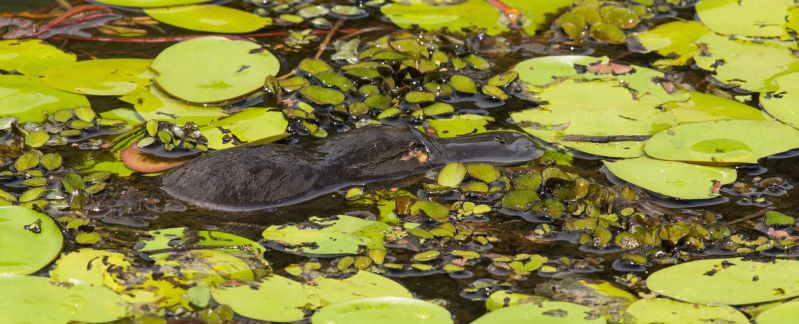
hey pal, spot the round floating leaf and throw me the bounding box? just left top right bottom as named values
left=122, top=86, right=227, bottom=125
left=0, top=206, right=63, bottom=274
left=200, top=108, right=289, bottom=150
left=311, top=297, right=453, bottom=324
left=137, top=227, right=266, bottom=258
left=427, top=114, right=493, bottom=138
left=693, top=33, right=799, bottom=92
left=629, top=21, right=709, bottom=67
left=151, top=249, right=254, bottom=286
left=38, top=58, right=153, bottom=96
left=211, top=275, right=311, bottom=322
left=644, top=120, right=799, bottom=164
left=761, top=72, right=799, bottom=129
left=472, top=300, right=606, bottom=324
left=380, top=0, right=572, bottom=36
left=669, top=91, right=767, bottom=124
left=145, top=5, right=272, bottom=33
left=756, top=301, right=799, bottom=324
left=0, top=75, right=89, bottom=123
left=310, top=271, right=413, bottom=305
left=93, top=0, right=210, bottom=8
left=604, top=157, right=736, bottom=200
left=262, top=215, right=389, bottom=256
left=696, top=0, right=793, bottom=37
left=438, top=162, right=466, bottom=187
left=50, top=249, right=132, bottom=286
left=625, top=298, right=748, bottom=324
left=151, top=36, right=280, bottom=104
left=0, top=39, right=76, bottom=76
left=0, top=274, right=126, bottom=323
left=647, top=258, right=799, bottom=305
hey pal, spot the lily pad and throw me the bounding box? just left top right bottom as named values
left=647, top=258, right=799, bottom=305
left=93, top=0, right=210, bottom=8
left=151, top=36, right=281, bottom=104
left=0, top=206, right=63, bottom=274
left=0, top=75, right=90, bottom=123
left=427, top=114, right=493, bottom=138
left=625, top=298, right=748, bottom=324
left=50, top=249, right=132, bottom=286
left=693, top=33, right=799, bottom=92
left=145, top=5, right=272, bottom=33
left=0, top=274, right=126, bottom=323
left=310, top=271, right=413, bottom=306
left=262, top=215, right=389, bottom=256
left=629, top=21, right=709, bottom=67
left=137, top=227, right=265, bottom=258
left=761, top=72, right=799, bottom=128
left=472, top=300, right=606, bottom=324
left=0, top=39, right=76, bottom=76
left=151, top=249, right=255, bottom=286
left=668, top=91, right=767, bottom=123
left=200, top=108, right=289, bottom=150
left=644, top=120, right=799, bottom=164
left=696, top=0, right=793, bottom=38
left=38, top=58, right=153, bottom=96
left=604, top=157, right=736, bottom=200
left=122, top=86, right=227, bottom=125
left=212, top=275, right=311, bottom=322
left=756, top=301, right=799, bottom=324
left=381, top=0, right=573, bottom=35
left=311, top=297, right=453, bottom=324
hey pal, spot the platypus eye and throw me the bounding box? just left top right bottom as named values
left=400, top=142, right=429, bottom=164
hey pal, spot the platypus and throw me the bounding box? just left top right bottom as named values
left=161, top=125, right=541, bottom=211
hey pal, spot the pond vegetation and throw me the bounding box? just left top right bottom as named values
left=2, top=0, right=799, bottom=323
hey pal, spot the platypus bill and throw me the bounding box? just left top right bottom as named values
left=160, top=125, right=541, bottom=211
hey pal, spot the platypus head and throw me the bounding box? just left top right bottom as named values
left=419, top=130, right=542, bottom=165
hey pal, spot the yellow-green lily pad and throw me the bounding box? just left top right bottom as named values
left=0, top=274, right=126, bottom=323
left=145, top=5, right=272, bottom=33
left=122, top=86, right=227, bottom=125
left=262, top=215, right=389, bottom=256
left=756, top=301, right=799, bottom=324
left=93, top=0, right=210, bottom=8
left=0, top=75, right=90, bottom=123
left=200, top=108, right=289, bottom=150
left=0, top=39, right=76, bottom=76
left=311, top=297, right=452, bottom=324
left=696, top=0, right=793, bottom=38
left=604, top=157, right=736, bottom=200
left=761, top=72, right=799, bottom=129
left=151, top=36, right=281, bottom=104
left=644, top=120, right=799, bottom=164
left=647, top=258, right=799, bottom=305
left=625, top=298, right=748, bottom=324
left=310, top=271, right=413, bottom=305
left=38, top=58, right=152, bottom=96
left=472, top=300, right=606, bottom=324
left=211, top=275, right=311, bottom=323
left=629, top=21, right=710, bottom=67
left=0, top=206, right=63, bottom=274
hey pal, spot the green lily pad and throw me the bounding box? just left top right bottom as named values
left=472, top=300, right=606, bottom=324
left=50, top=249, right=132, bottom=286
left=644, top=120, right=799, bottom=164
left=262, top=215, right=389, bottom=256
left=311, top=297, right=452, bottom=324
left=145, top=5, right=272, bottom=33
left=625, top=298, right=748, bottom=324
left=200, top=108, right=289, bottom=150
left=151, top=249, right=255, bottom=286
left=0, top=206, right=63, bottom=274
left=756, top=301, right=799, bottom=324
left=0, top=39, right=76, bottom=76
left=212, top=275, right=311, bottom=322
left=0, top=75, right=90, bottom=123
left=38, top=58, right=152, bottom=96
left=151, top=36, right=280, bottom=104
left=438, top=162, right=466, bottom=187
left=629, top=21, right=710, bottom=67
left=668, top=91, right=767, bottom=123
left=427, top=114, right=493, bottom=138
left=604, top=157, right=736, bottom=200
left=137, top=227, right=266, bottom=258
left=122, top=86, right=227, bottom=125
left=693, top=33, right=799, bottom=92
left=381, top=0, right=573, bottom=35
left=310, top=271, right=413, bottom=306
left=0, top=274, right=126, bottom=323
left=696, top=0, right=793, bottom=38
left=647, top=258, right=799, bottom=305
left=761, top=72, right=799, bottom=129
left=93, top=0, right=209, bottom=8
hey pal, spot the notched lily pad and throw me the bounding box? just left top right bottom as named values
left=0, top=206, right=63, bottom=274
left=604, top=157, right=736, bottom=200
left=262, top=215, right=389, bottom=256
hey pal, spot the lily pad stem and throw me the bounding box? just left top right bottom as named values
left=487, top=0, right=522, bottom=29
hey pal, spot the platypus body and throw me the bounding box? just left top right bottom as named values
left=161, top=126, right=540, bottom=211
